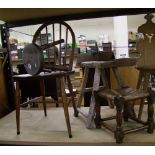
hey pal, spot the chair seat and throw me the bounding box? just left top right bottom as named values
left=13, top=71, right=74, bottom=80
left=97, top=87, right=149, bottom=101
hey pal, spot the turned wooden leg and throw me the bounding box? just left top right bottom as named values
left=15, top=80, right=20, bottom=135
left=114, top=97, right=124, bottom=144
left=60, top=77, right=72, bottom=138
left=66, top=75, right=78, bottom=117
left=147, top=89, right=154, bottom=133
left=40, top=79, right=47, bottom=116
left=94, top=91, right=101, bottom=129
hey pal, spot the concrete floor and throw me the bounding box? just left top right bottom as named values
left=0, top=106, right=155, bottom=145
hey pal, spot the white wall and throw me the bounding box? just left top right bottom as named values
left=128, top=13, right=155, bottom=32
left=6, top=13, right=155, bottom=45
left=67, top=17, right=114, bottom=43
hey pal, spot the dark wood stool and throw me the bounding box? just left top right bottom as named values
left=13, top=71, right=78, bottom=138
left=94, top=58, right=154, bottom=143
left=76, top=61, right=113, bottom=128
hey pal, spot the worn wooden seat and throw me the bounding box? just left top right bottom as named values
left=98, top=87, right=149, bottom=101
left=95, top=58, right=154, bottom=143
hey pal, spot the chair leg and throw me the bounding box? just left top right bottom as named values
left=94, top=92, right=101, bottom=128
left=138, top=99, right=145, bottom=119
left=40, top=79, right=47, bottom=116
left=60, top=77, right=72, bottom=138
left=66, top=75, right=78, bottom=117
left=114, top=97, right=124, bottom=144
left=147, top=89, right=154, bottom=133
left=123, top=103, right=129, bottom=122
left=15, top=80, right=20, bottom=135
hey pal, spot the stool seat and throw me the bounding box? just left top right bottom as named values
left=97, top=87, right=149, bottom=101
left=81, top=61, right=114, bottom=68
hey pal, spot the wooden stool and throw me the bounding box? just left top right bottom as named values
left=76, top=61, right=113, bottom=128
left=13, top=71, right=77, bottom=138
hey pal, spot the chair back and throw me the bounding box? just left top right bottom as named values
left=136, top=14, right=155, bottom=68
left=33, top=21, right=76, bottom=71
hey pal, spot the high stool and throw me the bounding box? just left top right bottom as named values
left=76, top=61, right=114, bottom=128
left=13, top=71, right=78, bottom=138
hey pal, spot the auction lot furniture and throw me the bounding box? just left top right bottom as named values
left=77, top=60, right=114, bottom=128
left=136, top=14, right=155, bottom=119
left=94, top=58, right=154, bottom=143
left=13, top=71, right=76, bottom=138
left=13, top=21, right=78, bottom=138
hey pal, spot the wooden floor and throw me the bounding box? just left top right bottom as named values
left=0, top=106, right=155, bottom=145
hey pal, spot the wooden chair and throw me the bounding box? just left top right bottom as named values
left=13, top=21, right=78, bottom=138
left=94, top=58, right=154, bottom=143
left=136, top=13, right=155, bottom=119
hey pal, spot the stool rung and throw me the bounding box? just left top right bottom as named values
left=124, top=125, right=148, bottom=134
left=77, top=108, right=88, bottom=118
left=84, top=86, right=105, bottom=93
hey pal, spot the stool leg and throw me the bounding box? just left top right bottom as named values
left=66, top=75, right=78, bottom=117
left=60, top=77, right=72, bottom=138
left=94, top=91, right=101, bottom=128
left=133, top=70, right=143, bottom=119
left=147, top=89, right=154, bottom=133
left=114, top=97, right=124, bottom=144
left=138, top=99, right=145, bottom=119
left=123, top=103, right=129, bottom=122
left=77, top=67, right=89, bottom=108
left=40, top=79, right=47, bottom=116
left=86, top=67, right=101, bottom=129
left=15, top=80, right=20, bottom=135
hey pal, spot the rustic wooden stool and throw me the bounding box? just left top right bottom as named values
left=94, top=58, right=154, bottom=143
left=13, top=71, right=77, bottom=138
left=76, top=61, right=114, bottom=128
